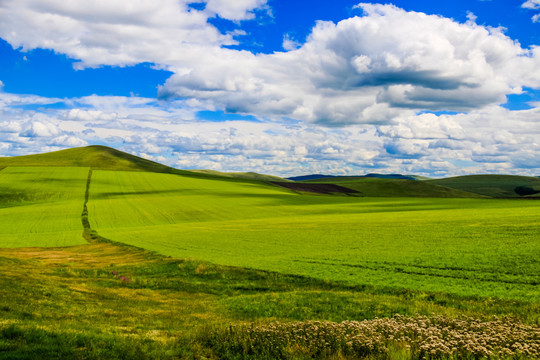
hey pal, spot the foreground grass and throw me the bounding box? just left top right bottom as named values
left=0, top=242, right=538, bottom=359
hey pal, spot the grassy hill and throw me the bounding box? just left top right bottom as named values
left=427, top=175, right=540, bottom=198
left=189, top=169, right=292, bottom=182
left=0, top=146, right=289, bottom=184
left=301, top=177, right=483, bottom=198
left=0, top=145, right=173, bottom=173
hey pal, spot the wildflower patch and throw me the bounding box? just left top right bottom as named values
left=205, top=314, right=540, bottom=359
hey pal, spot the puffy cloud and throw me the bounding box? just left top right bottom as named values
left=66, top=109, right=117, bottom=122
left=282, top=34, right=301, bottom=51
left=0, top=3, right=539, bottom=176
left=522, top=0, right=540, bottom=10
left=377, top=113, right=465, bottom=140
left=522, top=0, right=540, bottom=22
left=50, top=135, right=88, bottom=147
left=0, top=0, right=247, bottom=68
left=203, top=0, right=268, bottom=21
left=0, top=90, right=539, bottom=177
left=20, top=120, right=60, bottom=137
left=159, top=4, right=540, bottom=125
left=2, top=3, right=539, bottom=125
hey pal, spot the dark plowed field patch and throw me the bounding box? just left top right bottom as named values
left=271, top=181, right=360, bottom=195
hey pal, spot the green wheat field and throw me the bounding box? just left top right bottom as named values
left=0, top=146, right=539, bottom=359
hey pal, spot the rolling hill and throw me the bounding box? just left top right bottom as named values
left=0, top=145, right=287, bottom=183
left=427, top=174, right=540, bottom=198
left=189, top=169, right=292, bottom=182
left=4, top=146, right=536, bottom=198
left=0, top=145, right=173, bottom=173
left=299, top=177, right=483, bottom=198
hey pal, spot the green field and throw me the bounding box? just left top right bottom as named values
left=0, top=166, right=89, bottom=247
left=89, top=170, right=540, bottom=302
left=1, top=146, right=539, bottom=359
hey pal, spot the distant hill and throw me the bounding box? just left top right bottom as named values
left=288, top=173, right=425, bottom=181
left=295, top=177, right=483, bottom=198
left=189, top=169, right=292, bottom=182
left=0, top=145, right=173, bottom=173
left=287, top=174, right=334, bottom=182
left=427, top=175, right=540, bottom=198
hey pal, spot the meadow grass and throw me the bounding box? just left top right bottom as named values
left=88, top=170, right=540, bottom=302
left=0, top=167, right=89, bottom=247
left=0, top=242, right=538, bottom=359
left=0, top=163, right=539, bottom=358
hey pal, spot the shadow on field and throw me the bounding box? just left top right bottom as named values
left=271, top=181, right=361, bottom=195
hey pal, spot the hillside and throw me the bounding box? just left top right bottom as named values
left=299, top=177, right=483, bottom=198
left=0, top=146, right=290, bottom=184
left=0, top=145, right=173, bottom=173
left=189, top=169, right=292, bottom=182
left=427, top=175, right=540, bottom=198
left=288, top=173, right=426, bottom=181
left=2, top=146, right=538, bottom=199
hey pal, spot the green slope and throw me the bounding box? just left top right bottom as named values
left=0, top=167, right=89, bottom=247
left=302, top=177, right=483, bottom=198
left=0, top=146, right=292, bottom=184
left=428, top=175, right=540, bottom=198
left=190, top=169, right=292, bottom=182
left=0, top=145, right=173, bottom=173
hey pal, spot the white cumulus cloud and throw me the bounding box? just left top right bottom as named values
left=159, top=3, right=540, bottom=125
left=0, top=0, right=265, bottom=68
left=522, top=0, right=540, bottom=22
left=0, top=2, right=539, bottom=177
left=204, top=0, right=268, bottom=21
left=522, top=0, right=540, bottom=10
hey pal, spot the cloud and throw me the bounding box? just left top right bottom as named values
left=2, top=3, right=539, bottom=125
left=0, top=89, right=539, bottom=177
left=159, top=4, right=540, bottom=125
left=522, top=0, right=540, bottom=22
left=522, top=0, right=540, bottom=10
left=0, top=3, right=539, bottom=176
left=282, top=34, right=301, bottom=51
left=50, top=135, right=88, bottom=147
left=0, top=0, right=264, bottom=68
left=203, top=0, right=268, bottom=21
left=1, top=2, right=539, bottom=127
left=20, top=120, right=60, bottom=137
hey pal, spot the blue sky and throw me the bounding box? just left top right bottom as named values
left=0, top=0, right=539, bottom=177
